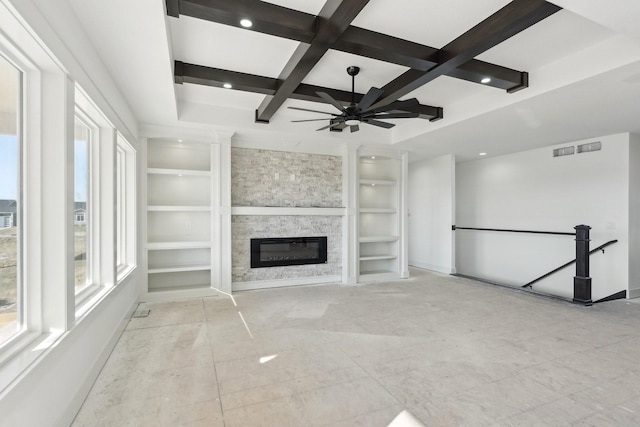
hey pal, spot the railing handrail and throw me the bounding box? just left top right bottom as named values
left=452, top=225, right=575, bottom=236
left=523, top=239, right=619, bottom=289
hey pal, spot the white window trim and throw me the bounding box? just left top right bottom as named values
left=0, top=51, right=25, bottom=353
left=0, top=3, right=61, bottom=388
left=116, top=133, right=136, bottom=282
left=73, top=108, right=99, bottom=305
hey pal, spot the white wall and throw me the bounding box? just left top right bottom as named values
left=456, top=133, right=630, bottom=301
left=408, top=155, right=455, bottom=274
left=0, top=1, right=141, bottom=424
left=629, top=133, right=640, bottom=298
left=0, top=279, right=138, bottom=426
left=7, top=0, right=138, bottom=143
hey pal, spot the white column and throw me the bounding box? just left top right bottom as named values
left=213, top=131, right=233, bottom=294
left=399, top=152, right=410, bottom=278
left=98, top=127, right=116, bottom=288
left=40, top=73, right=75, bottom=331
left=342, top=144, right=360, bottom=284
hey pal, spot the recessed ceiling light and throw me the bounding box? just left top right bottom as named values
left=479, top=152, right=487, bottom=156
left=371, top=156, right=376, bottom=159
left=178, top=139, right=183, bottom=142
left=223, top=83, right=232, bottom=89
left=240, top=18, right=253, bottom=28
left=481, top=77, right=491, bottom=84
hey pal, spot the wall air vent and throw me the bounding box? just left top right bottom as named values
left=552, top=146, right=575, bottom=157
left=577, top=141, right=601, bottom=153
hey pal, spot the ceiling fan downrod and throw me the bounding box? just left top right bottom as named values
left=347, top=66, right=359, bottom=106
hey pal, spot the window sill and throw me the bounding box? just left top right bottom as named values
left=0, top=330, right=61, bottom=395
left=116, top=264, right=136, bottom=284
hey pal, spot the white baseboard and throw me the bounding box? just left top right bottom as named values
left=409, top=261, right=453, bottom=275
left=233, top=275, right=341, bottom=291
left=63, top=287, right=138, bottom=426
left=629, top=288, right=640, bottom=299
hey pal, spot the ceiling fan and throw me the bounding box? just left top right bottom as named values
left=289, top=66, right=421, bottom=133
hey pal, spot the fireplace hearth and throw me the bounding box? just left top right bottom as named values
left=251, top=237, right=327, bottom=268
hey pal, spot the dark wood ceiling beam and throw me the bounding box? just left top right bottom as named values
left=172, top=0, right=317, bottom=43
left=166, top=0, right=529, bottom=92
left=255, top=0, right=370, bottom=123
left=294, top=83, right=442, bottom=120
left=174, top=61, right=278, bottom=94
left=369, top=0, right=561, bottom=110
left=335, top=26, right=528, bottom=92
left=174, top=61, right=443, bottom=121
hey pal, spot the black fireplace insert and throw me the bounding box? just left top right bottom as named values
left=250, top=236, right=327, bottom=268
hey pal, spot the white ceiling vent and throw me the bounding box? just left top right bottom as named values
left=552, top=146, right=575, bottom=157
left=577, top=141, right=602, bottom=153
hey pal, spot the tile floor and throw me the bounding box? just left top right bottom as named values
left=73, top=268, right=640, bottom=426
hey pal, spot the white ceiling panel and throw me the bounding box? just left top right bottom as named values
left=477, top=10, right=615, bottom=71
left=169, top=16, right=300, bottom=78
left=262, top=0, right=327, bottom=15
left=351, top=0, right=511, bottom=47
left=302, top=50, right=408, bottom=94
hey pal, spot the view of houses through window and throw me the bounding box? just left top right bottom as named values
left=74, top=117, right=91, bottom=293
left=0, top=54, right=21, bottom=343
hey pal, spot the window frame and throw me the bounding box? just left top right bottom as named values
left=72, top=109, right=99, bottom=305
left=115, top=133, right=136, bottom=281
left=0, top=50, right=26, bottom=351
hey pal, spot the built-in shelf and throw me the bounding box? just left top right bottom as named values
left=231, top=206, right=345, bottom=216
left=359, top=179, right=396, bottom=186
left=358, top=154, right=405, bottom=282
left=147, top=168, right=211, bottom=176
left=359, top=255, right=397, bottom=261
left=358, top=270, right=399, bottom=282
left=147, top=241, right=212, bottom=250
left=145, top=138, right=216, bottom=299
left=359, top=236, right=399, bottom=243
left=148, top=265, right=211, bottom=274
left=147, top=205, right=211, bottom=212
left=359, top=208, right=396, bottom=213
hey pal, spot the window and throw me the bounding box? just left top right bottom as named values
left=0, top=53, right=23, bottom=346
left=73, top=116, right=92, bottom=295
left=116, top=134, right=136, bottom=279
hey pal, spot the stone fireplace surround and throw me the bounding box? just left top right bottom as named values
left=230, top=147, right=344, bottom=290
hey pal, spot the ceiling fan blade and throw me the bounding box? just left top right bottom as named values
left=364, top=119, right=395, bottom=129
left=369, top=112, right=420, bottom=119
left=291, top=118, right=336, bottom=122
left=363, top=98, right=420, bottom=114
left=316, top=120, right=344, bottom=131
left=287, top=106, right=337, bottom=116
left=316, top=123, right=334, bottom=131
left=332, top=122, right=348, bottom=131
left=356, top=87, right=382, bottom=112
left=350, top=124, right=360, bottom=133
left=317, top=91, right=347, bottom=113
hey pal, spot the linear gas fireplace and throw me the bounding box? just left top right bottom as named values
left=251, top=236, right=327, bottom=268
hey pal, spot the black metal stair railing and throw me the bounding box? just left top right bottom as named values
left=522, top=239, right=618, bottom=289
left=452, top=224, right=622, bottom=305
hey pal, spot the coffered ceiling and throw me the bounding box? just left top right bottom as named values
left=68, top=0, right=640, bottom=160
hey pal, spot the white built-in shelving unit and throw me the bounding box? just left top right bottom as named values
left=358, top=154, right=407, bottom=281
left=145, top=138, right=215, bottom=295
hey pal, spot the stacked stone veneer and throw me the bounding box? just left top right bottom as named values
left=231, top=147, right=342, bottom=207
left=231, top=148, right=343, bottom=283
left=231, top=215, right=342, bottom=282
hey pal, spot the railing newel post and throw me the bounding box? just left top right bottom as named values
left=573, top=224, right=592, bottom=306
